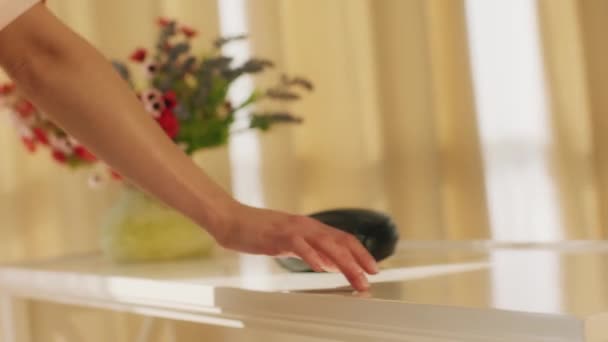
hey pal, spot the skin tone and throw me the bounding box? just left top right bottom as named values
left=0, top=3, right=378, bottom=291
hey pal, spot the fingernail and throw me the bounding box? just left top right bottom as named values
left=324, top=265, right=339, bottom=273
left=359, top=276, right=370, bottom=290
left=370, top=262, right=379, bottom=274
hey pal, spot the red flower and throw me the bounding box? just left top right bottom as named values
left=21, top=137, right=36, bottom=152
left=0, top=83, right=15, bottom=95
left=163, top=91, right=177, bottom=110
left=32, top=128, right=49, bottom=145
left=109, top=169, right=123, bottom=180
left=129, top=48, right=147, bottom=63
left=157, top=110, right=180, bottom=139
left=15, top=100, right=35, bottom=117
left=181, top=26, right=197, bottom=38
left=157, top=17, right=172, bottom=27
left=74, top=146, right=97, bottom=162
left=52, top=150, right=67, bottom=163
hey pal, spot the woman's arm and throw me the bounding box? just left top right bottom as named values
left=0, top=3, right=377, bottom=291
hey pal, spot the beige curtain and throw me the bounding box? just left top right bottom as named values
left=12, top=0, right=608, bottom=261
left=8, top=0, right=608, bottom=341
left=0, top=1, right=489, bottom=341
left=251, top=0, right=490, bottom=240
left=538, top=0, right=608, bottom=238
left=0, top=0, right=489, bottom=263
left=577, top=0, right=608, bottom=239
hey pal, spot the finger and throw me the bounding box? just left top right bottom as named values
left=318, top=252, right=339, bottom=273
left=341, top=233, right=379, bottom=274
left=310, top=238, right=369, bottom=292
left=353, top=290, right=372, bottom=298
left=278, top=250, right=334, bottom=272
left=281, top=252, right=331, bottom=273
left=291, top=236, right=324, bottom=273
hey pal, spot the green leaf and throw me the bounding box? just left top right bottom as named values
left=250, top=115, right=271, bottom=131
left=202, top=76, right=230, bottom=119
left=234, top=90, right=261, bottom=112
left=249, top=112, right=303, bottom=132
left=266, top=88, right=301, bottom=101
left=213, top=34, right=248, bottom=49
left=176, top=117, right=231, bottom=153
left=111, top=61, right=132, bottom=85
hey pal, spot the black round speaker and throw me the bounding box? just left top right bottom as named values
left=276, top=209, right=399, bottom=272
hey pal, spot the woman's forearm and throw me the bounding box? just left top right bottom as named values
left=0, top=4, right=235, bottom=234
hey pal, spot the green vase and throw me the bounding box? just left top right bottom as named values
left=101, top=187, right=215, bottom=263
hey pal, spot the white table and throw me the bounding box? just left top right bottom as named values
left=2, top=241, right=608, bottom=342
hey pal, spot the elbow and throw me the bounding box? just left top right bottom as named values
left=1, top=53, right=35, bottom=87
left=1, top=47, right=61, bottom=97
left=0, top=3, right=68, bottom=93
left=0, top=26, right=68, bottom=95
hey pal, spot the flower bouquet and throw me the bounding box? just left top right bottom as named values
left=0, top=18, right=313, bottom=262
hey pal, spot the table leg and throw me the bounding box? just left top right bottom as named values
left=0, top=295, right=30, bottom=342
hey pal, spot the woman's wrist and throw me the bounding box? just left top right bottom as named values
left=194, top=192, right=240, bottom=240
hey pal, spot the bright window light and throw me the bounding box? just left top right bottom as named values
left=465, top=0, right=562, bottom=242
left=217, top=0, right=264, bottom=208
left=466, top=0, right=562, bottom=314
left=217, top=0, right=272, bottom=281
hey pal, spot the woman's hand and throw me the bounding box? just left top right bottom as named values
left=210, top=202, right=379, bottom=292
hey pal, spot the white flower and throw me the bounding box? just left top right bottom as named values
left=49, top=134, right=74, bottom=154
left=8, top=108, right=36, bottom=126
left=143, top=62, right=160, bottom=78
left=0, top=94, right=16, bottom=108
left=67, top=135, right=80, bottom=146
left=9, top=112, right=34, bottom=139
left=88, top=172, right=107, bottom=189
left=18, top=125, right=34, bottom=139
left=140, top=88, right=165, bottom=118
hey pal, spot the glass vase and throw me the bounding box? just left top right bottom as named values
left=100, top=187, right=215, bottom=263
left=100, top=146, right=232, bottom=263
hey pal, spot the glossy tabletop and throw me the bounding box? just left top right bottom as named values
left=1, top=241, right=608, bottom=341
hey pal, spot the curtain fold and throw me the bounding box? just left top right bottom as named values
left=248, top=0, right=490, bottom=239
left=426, top=0, right=490, bottom=239
left=575, top=0, right=608, bottom=238
left=263, top=0, right=388, bottom=214
left=538, top=0, right=608, bottom=238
